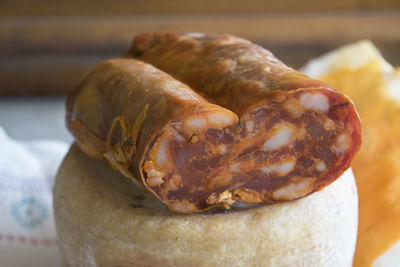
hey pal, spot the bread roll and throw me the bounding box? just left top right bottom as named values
left=53, top=144, right=358, bottom=267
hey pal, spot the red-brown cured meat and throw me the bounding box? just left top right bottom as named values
left=67, top=33, right=362, bottom=213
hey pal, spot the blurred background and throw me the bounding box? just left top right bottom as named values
left=1, top=2, right=400, bottom=266
left=0, top=0, right=399, bottom=142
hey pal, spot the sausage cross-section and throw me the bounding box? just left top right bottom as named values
left=67, top=32, right=362, bottom=213
left=67, top=58, right=240, bottom=212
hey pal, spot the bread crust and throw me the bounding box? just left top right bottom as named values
left=54, top=144, right=358, bottom=267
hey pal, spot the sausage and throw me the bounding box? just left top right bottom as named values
left=123, top=32, right=362, bottom=210
left=68, top=33, right=362, bottom=214
left=67, top=58, right=239, bottom=213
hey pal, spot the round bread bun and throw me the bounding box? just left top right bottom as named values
left=54, top=144, right=358, bottom=267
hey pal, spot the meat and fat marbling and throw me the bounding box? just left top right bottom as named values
left=67, top=32, right=362, bottom=213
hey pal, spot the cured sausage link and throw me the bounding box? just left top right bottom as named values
left=68, top=32, right=362, bottom=214
left=124, top=32, right=362, bottom=209
left=126, top=32, right=334, bottom=116
left=66, top=58, right=240, bottom=212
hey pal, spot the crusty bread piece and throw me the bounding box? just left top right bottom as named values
left=54, top=144, right=357, bottom=267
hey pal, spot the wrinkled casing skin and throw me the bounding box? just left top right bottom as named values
left=67, top=33, right=362, bottom=213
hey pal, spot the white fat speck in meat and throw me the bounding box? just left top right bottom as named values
left=185, top=117, right=207, bottom=131
left=333, top=133, right=351, bottom=154
left=263, top=124, right=294, bottom=151
left=156, top=137, right=169, bottom=166
left=246, top=121, right=254, bottom=133
left=272, top=178, right=315, bottom=200
left=315, top=160, right=327, bottom=171
left=261, top=158, right=296, bottom=176
left=299, top=93, right=329, bottom=112
left=283, top=98, right=304, bottom=117
left=207, top=112, right=236, bottom=128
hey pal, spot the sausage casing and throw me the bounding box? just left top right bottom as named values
left=125, top=32, right=362, bottom=211
left=68, top=33, right=362, bottom=213
left=67, top=58, right=239, bottom=212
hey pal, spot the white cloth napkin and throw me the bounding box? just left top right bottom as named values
left=0, top=127, right=68, bottom=267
